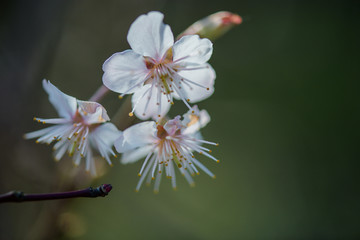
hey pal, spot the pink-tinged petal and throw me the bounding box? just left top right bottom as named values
left=77, top=100, right=110, bottom=124
left=127, top=11, right=174, bottom=60
left=114, top=121, right=156, bottom=153
left=174, top=64, right=215, bottom=102
left=173, top=35, right=213, bottom=65
left=131, top=84, right=171, bottom=120
left=121, top=145, right=153, bottom=164
left=164, top=116, right=183, bottom=136
left=102, top=50, right=149, bottom=94
left=42, top=79, right=77, bottom=119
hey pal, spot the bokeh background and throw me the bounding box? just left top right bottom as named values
left=1, top=0, right=359, bottom=239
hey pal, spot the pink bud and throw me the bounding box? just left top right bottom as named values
left=178, top=11, right=242, bottom=41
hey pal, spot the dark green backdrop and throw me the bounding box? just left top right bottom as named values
left=0, top=0, right=359, bottom=239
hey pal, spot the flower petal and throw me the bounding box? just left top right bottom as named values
left=174, top=64, right=215, bottom=102
left=164, top=116, right=183, bottom=135
left=182, top=106, right=211, bottom=135
left=127, top=11, right=174, bottom=60
left=121, top=144, right=153, bottom=164
left=91, top=123, right=122, bottom=146
left=102, top=50, right=149, bottom=94
left=173, top=35, right=213, bottom=65
left=131, top=84, right=171, bottom=120
left=114, top=121, right=156, bottom=153
left=42, top=80, right=77, bottom=119
left=77, top=100, right=110, bottom=124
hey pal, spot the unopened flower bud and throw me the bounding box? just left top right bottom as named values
left=178, top=11, right=242, bottom=41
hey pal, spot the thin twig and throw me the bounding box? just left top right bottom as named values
left=0, top=184, right=112, bottom=203
left=89, top=85, right=110, bottom=102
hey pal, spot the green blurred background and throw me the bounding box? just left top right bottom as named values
left=1, top=0, right=359, bottom=239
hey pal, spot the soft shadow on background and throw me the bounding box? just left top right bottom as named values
left=0, top=0, right=359, bottom=239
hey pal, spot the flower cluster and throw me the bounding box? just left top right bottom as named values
left=26, top=11, right=223, bottom=192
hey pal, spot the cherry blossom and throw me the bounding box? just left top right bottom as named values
left=103, top=11, right=215, bottom=120
left=115, top=106, right=219, bottom=192
left=24, top=80, right=121, bottom=175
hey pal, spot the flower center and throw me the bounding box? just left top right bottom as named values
left=144, top=48, right=177, bottom=96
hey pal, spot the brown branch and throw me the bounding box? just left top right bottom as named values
left=0, top=184, right=112, bottom=203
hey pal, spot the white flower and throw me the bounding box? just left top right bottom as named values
left=115, top=106, right=219, bottom=192
left=24, top=80, right=121, bottom=176
left=103, top=11, right=216, bottom=120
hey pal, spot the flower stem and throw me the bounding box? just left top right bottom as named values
left=89, top=85, right=109, bottom=102
left=0, top=184, right=112, bottom=203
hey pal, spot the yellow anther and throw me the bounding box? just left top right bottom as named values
left=159, top=170, right=162, bottom=173
left=152, top=177, right=155, bottom=180
left=118, top=95, right=123, bottom=99
left=216, top=143, right=219, bottom=146
left=138, top=173, right=141, bottom=177
left=196, top=172, right=200, bottom=175
left=177, top=164, right=182, bottom=168
left=129, top=112, right=134, bottom=117
left=209, top=150, right=212, bottom=153
left=212, top=175, right=216, bottom=179
left=206, top=88, right=210, bottom=90
left=216, top=160, right=220, bottom=163
left=33, top=117, right=37, bottom=121
left=187, top=99, right=190, bottom=102
left=134, top=189, right=139, bottom=192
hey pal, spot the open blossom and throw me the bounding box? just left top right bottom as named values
left=115, top=106, right=219, bottom=192
left=103, top=11, right=215, bottom=120
left=24, top=80, right=121, bottom=176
